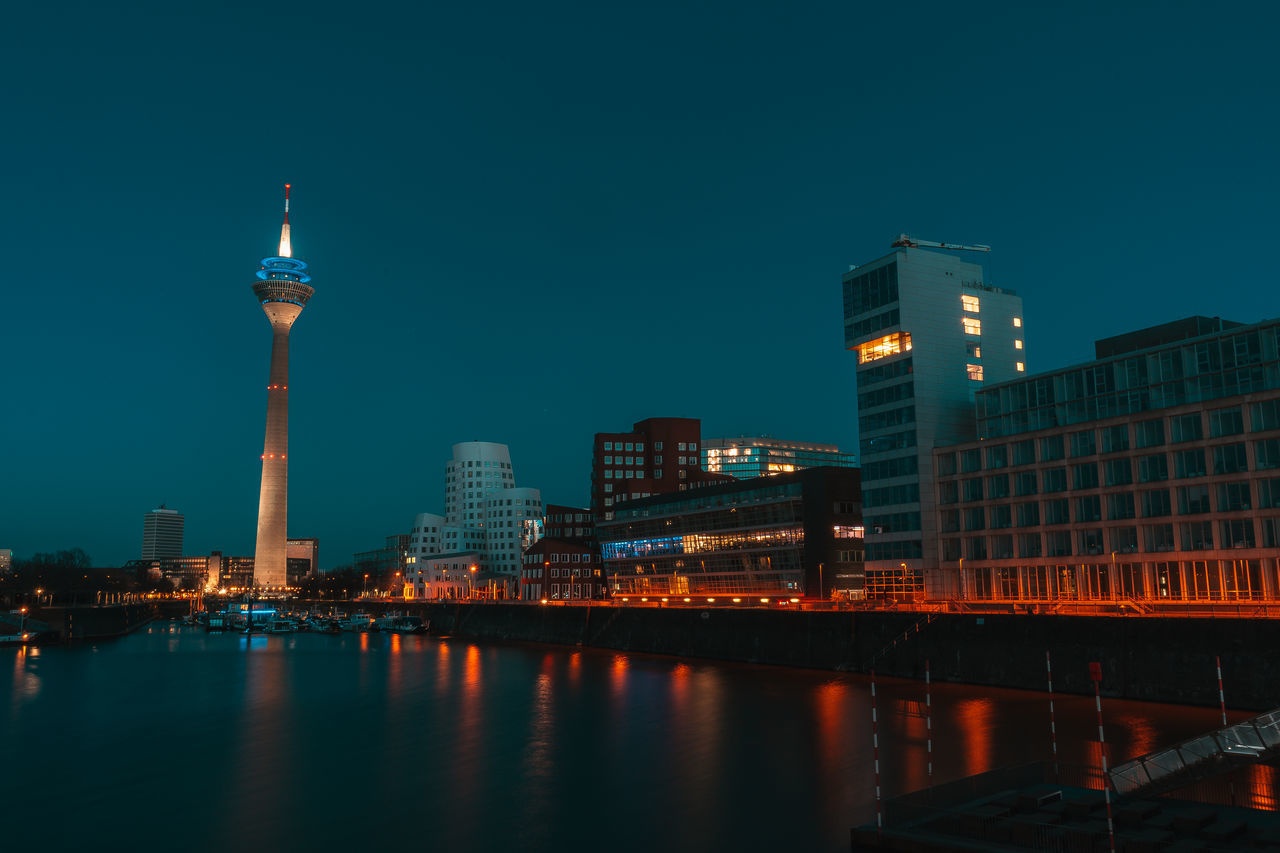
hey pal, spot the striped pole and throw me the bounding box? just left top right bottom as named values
left=1090, top=663, right=1116, bottom=853
left=872, top=669, right=883, bottom=836
left=925, top=659, right=933, bottom=789
left=1217, top=655, right=1235, bottom=805
left=1047, top=651, right=1059, bottom=780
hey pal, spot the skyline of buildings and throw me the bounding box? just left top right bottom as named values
left=250, top=185, right=313, bottom=589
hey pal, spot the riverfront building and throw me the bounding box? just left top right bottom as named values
left=520, top=505, right=603, bottom=601
left=251, top=185, right=314, bottom=589
left=405, top=441, right=544, bottom=597
left=843, top=245, right=1025, bottom=597
left=933, top=316, right=1280, bottom=604
left=702, top=437, right=856, bottom=479
left=591, top=417, right=732, bottom=523
left=597, top=467, right=864, bottom=599
left=141, top=506, right=184, bottom=559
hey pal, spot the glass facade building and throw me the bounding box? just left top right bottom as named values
left=934, top=317, right=1280, bottom=605
left=702, top=437, right=856, bottom=479
left=598, top=467, right=863, bottom=599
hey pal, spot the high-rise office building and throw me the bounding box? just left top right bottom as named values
left=702, top=437, right=856, bottom=479
left=141, top=505, right=184, bottom=559
left=251, top=185, right=314, bottom=589
left=0, top=549, right=12, bottom=574
left=843, top=244, right=1024, bottom=597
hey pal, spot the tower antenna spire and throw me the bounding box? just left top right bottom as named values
left=278, top=183, right=292, bottom=258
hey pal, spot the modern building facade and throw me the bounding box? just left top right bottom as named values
left=405, top=441, right=543, bottom=596
left=252, top=184, right=314, bottom=589
left=141, top=505, right=184, bottom=559
left=702, top=437, right=856, bottom=479
left=354, top=534, right=410, bottom=590
left=843, top=245, right=1024, bottom=597
left=0, top=549, right=11, bottom=574
left=591, top=417, right=732, bottom=523
left=286, top=537, right=319, bottom=576
left=934, top=316, right=1280, bottom=605
left=598, top=467, right=864, bottom=599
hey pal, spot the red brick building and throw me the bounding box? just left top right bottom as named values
left=521, top=537, right=604, bottom=601
left=591, top=417, right=733, bottom=522
left=520, top=504, right=603, bottom=600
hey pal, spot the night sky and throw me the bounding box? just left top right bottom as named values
left=3, top=1, right=1277, bottom=569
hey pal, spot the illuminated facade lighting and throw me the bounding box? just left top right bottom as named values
left=856, top=331, right=912, bottom=364
left=702, top=437, right=856, bottom=480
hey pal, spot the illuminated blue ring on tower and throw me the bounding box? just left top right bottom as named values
left=256, top=256, right=312, bottom=284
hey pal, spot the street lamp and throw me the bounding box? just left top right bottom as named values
left=469, top=564, right=477, bottom=599
left=363, top=574, right=369, bottom=598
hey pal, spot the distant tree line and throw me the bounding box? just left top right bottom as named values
left=0, top=549, right=169, bottom=602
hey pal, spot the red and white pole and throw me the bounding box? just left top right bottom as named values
left=872, top=669, right=883, bottom=836
left=1047, top=651, right=1059, bottom=780
left=1090, top=662, right=1116, bottom=853
left=925, top=659, right=933, bottom=788
left=1217, top=655, right=1236, bottom=805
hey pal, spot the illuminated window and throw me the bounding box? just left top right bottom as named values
left=1015, top=339, right=1024, bottom=350
left=1013, top=317, right=1023, bottom=327
left=962, top=317, right=982, bottom=336
left=855, top=331, right=912, bottom=364
left=967, top=363, right=984, bottom=381
left=1016, top=362, right=1025, bottom=372
left=961, top=294, right=980, bottom=313
left=966, top=342, right=981, bottom=358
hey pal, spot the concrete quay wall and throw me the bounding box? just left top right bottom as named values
left=372, top=602, right=1280, bottom=711
left=35, top=603, right=158, bottom=641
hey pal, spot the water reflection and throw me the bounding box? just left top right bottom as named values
left=952, top=697, right=996, bottom=777
left=0, top=629, right=1257, bottom=853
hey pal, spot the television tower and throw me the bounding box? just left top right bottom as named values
left=251, top=184, right=313, bottom=589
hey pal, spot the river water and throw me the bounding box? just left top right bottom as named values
left=1, top=623, right=1263, bottom=851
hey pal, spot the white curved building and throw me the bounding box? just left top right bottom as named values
left=406, top=441, right=543, bottom=597
left=445, top=441, right=516, bottom=525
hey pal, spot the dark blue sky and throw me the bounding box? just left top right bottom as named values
left=3, top=1, right=1277, bottom=568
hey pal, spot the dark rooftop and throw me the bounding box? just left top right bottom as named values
left=1094, top=316, right=1245, bottom=359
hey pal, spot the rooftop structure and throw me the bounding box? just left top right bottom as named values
left=702, top=436, right=856, bottom=479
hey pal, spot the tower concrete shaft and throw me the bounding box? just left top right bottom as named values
left=253, top=303, right=303, bottom=588
left=251, top=185, right=313, bottom=589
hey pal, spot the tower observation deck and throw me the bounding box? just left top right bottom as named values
left=252, top=184, right=313, bottom=589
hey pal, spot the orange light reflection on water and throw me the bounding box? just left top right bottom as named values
left=953, top=697, right=996, bottom=777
